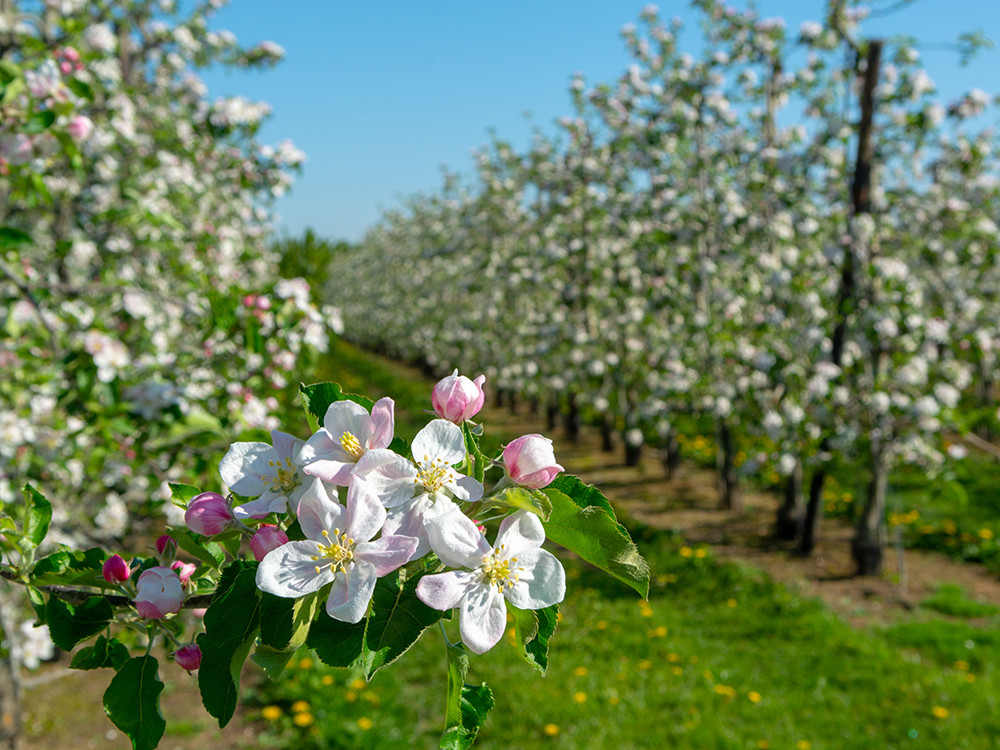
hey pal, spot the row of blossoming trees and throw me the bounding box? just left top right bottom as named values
left=0, top=0, right=343, bottom=736
left=327, top=0, right=1000, bottom=576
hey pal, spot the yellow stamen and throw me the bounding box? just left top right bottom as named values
left=340, top=431, right=365, bottom=460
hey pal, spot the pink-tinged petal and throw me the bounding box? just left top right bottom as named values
left=368, top=397, right=395, bottom=449
left=448, top=474, right=484, bottom=502
left=460, top=584, right=508, bottom=654
left=412, top=420, right=465, bottom=466
left=301, top=458, right=356, bottom=486
left=297, top=429, right=343, bottom=465
left=515, top=465, right=564, bottom=490
left=503, top=549, right=566, bottom=610
left=296, top=479, right=344, bottom=541
left=325, top=561, right=377, bottom=623
left=270, top=430, right=304, bottom=463
left=353, top=449, right=417, bottom=508
left=232, top=493, right=287, bottom=520
left=218, top=442, right=274, bottom=496
left=416, top=570, right=479, bottom=611
left=256, top=540, right=332, bottom=598
left=323, top=400, right=375, bottom=445
left=355, top=535, right=419, bottom=576
left=343, top=480, right=387, bottom=543
left=426, top=509, right=491, bottom=569
left=383, top=498, right=434, bottom=561
left=495, top=510, right=545, bottom=556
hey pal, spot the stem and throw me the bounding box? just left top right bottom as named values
left=438, top=621, right=457, bottom=649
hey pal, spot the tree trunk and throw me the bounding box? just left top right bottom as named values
left=798, top=468, right=826, bottom=556
left=660, top=428, right=681, bottom=480
left=775, top=456, right=804, bottom=541
left=624, top=438, right=642, bottom=467
left=565, top=392, right=580, bottom=443
left=545, top=393, right=559, bottom=432
left=716, top=420, right=741, bottom=511
left=853, top=440, right=888, bottom=575
left=599, top=413, right=615, bottom=452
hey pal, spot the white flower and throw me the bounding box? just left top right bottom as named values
left=220, top=430, right=307, bottom=519
left=297, top=398, right=394, bottom=485
left=416, top=510, right=565, bottom=654
left=355, top=420, right=483, bottom=559
left=255, top=479, right=417, bottom=623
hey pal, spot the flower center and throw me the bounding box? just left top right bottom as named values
left=481, top=544, right=521, bottom=592
left=311, top=528, right=355, bottom=576
left=265, top=456, right=299, bottom=493
left=414, top=456, right=455, bottom=493
left=340, top=431, right=365, bottom=460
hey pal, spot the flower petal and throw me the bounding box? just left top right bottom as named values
left=218, top=442, right=274, bottom=496
left=503, top=548, right=566, bottom=610
left=460, top=584, right=508, bottom=654
left=412, top=419, right=465, bottom=466
left=343, top=480, right=387, bottom=543
left=356, top=534, right=419, bottom=577
left=426, top=509, right=491, bottom=569
left=322, top=400, right=374, bottom=444
left=296, top=479, right=344, bottom=541
left=353, top=449, right=417, bottom=508
left=256, top=540, right=332, bottom=598
left=325, top=561, right=377, bottom=623
left=416, top=570, right=479, bottom=611
left=369, top=397, right=395, bottom=449
left=495, top=510, right=545, bottom=556
left=382, top=497, right=434, bottom=561
left=448, top=474, right=484, bottom=502
left=269, top=430, right=303, bottom=463
left=232, top=492, right=287, bottom=520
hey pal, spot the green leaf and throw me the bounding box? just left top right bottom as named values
left=174, top=529, right=225, bottom=570
left=299, top=381, right=374, bottom=425
left=71, top=635, right=130, bottom=670
left=197, top=562, right=261, bottom=727
left=308, top=571, right=446, bottom=679
left=30, top=547, right=107, bottom=586
left=249, top=644, right=296, bottom=682
left=462, top=422, right=486, bottom=484
left=0, top=227, right=33, bottom=249
left=440, top=642, right=494, bottom=750
left=542, top=475, right=649, bottom=598
left=495, top=486, right=553, bottom=521
left=169, top=483, right=202, bottom=505
left=23, top=110, right=55, bottom=134
left=26, top=587, right=46, bottom=625
left=103, top=655, right=165, bottom=750
left=46, top=595, right=114, bottom=651
left=66, top=77, right=94, bottom=101
left=508, top=603, right=558, bottom=675
left=259, top=590, right=318, bottom=651
left=21, top=484, right=52, bottom=550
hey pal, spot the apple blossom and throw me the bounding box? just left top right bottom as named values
left=102, top=554, right=131, bottom=584
left=184, top=492, right=232, bottom=536
left=296, top=398, right=395, bottom=485
left=171, top=560, right=196, bottom=587
left=432, top=370, right=487, bottom=423
left=155, top=534, right=176, bottom=557
left=134, top=566, right=184, bottom=619
left=502, top=435, right=564, bottom=489
left=417, top=510, right=566, bottom=654
left=249, top=524, right=289, bottom=562
left=173, top=643, right=202, bottom=672
left=219, top=430, right=307, bottom=519
left=255, top=478, right=417, bottom=623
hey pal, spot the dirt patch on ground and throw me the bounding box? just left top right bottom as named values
left=481, top=398, right=1000, bottom=628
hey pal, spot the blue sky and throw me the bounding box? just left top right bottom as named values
left=199, top=1, right=1000, bottom=243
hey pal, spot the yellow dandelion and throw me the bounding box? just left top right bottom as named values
left=694, top=548, right=707, bottom=559
left=670, top=666, right=683, bottom=676
left=932, top=706, right=949, bottom=719
left=713, top=684, right=737, bottom=698
left=796, top=741, right=811, bottom=750
left=702, top=669, right=714, bottom=680
left=321, top=674, right=334, bottom=686
left=667, top=653, right=680, bottom=662
left=298, top=658, right=312, bottom=670
left=747, top=691, right=762, bottom=703
left=573, top=666, right=588, bottom=677
left=664, top=574, right=677, bottom=583
left=640, top=607, right=654, bottom=618
left=292, top=712, right=314, bottom=727
left=544, top=723, right=559, bottom=737
left=954, top=660, right=969, bottom=671
left=573, top=692, right=587, bottom=703
left=648, top=626, right=668, bottom=637
left=965, top=673, right=976, bottom=683
left=726, top=598, right=737, bottom=608
left=350, top=677, right=366, bottom=691
left=638, top=660, right=652, bottom=670
left=609, top=695, right=620, bottom=706
left=757, top=741, right=770, bottom=749
left=357, top=717, right=373, bottom=730
left=290, top=700, right=310, bottom=714
left=596, top=620, right=608, bottom=630
left=344, top=690, right=357, bottom=703
left=680, top=546, right=693, bottom=558
left=979, top=528, right=994, bottom=540
left=261, top=705, right=282, bottom=721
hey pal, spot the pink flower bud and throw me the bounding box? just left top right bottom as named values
left=185, top=492, right=232, bottom=536
left=174, top=643, right=202, bottom=672
left=502, top=434, right=565, bottom=489
left=59, top=60, right=72, bottom=75
left=431, top=370, right=486, bottom=423
left=155, top=534, right=176, bottom=557
left=63, top=47, right=80, bottom=62
left=255, top=296, right=271, bottom=310
left=171, top=560, right=196, bottom=587
left=249, top=524, right=289, bottom=562
left=66, top=115, right=94, bottom=143
left=102, top=554, right=131, bottom=584
left=134, top=566, right=184, bottom=619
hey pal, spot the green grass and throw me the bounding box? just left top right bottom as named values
left=920, top=583, right=999, bottom=619
left=240, top=340, right=1000, bottom=749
